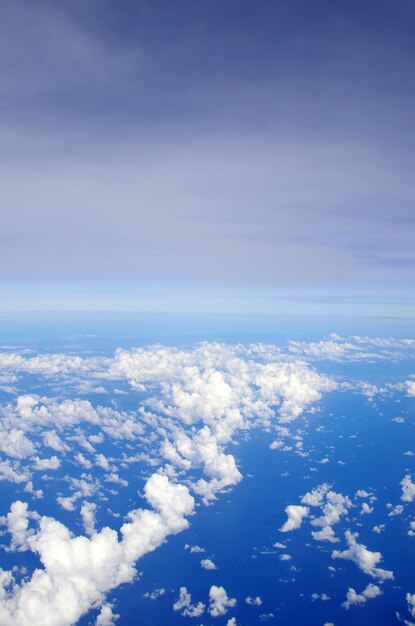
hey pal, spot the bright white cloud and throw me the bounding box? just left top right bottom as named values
left=209, top=585, right=237, bottom=617
left=332, top=531, right=394, bottom=581
left=0, top=474, right=194, bottom=626
left=95, top=603, right=119, bottom=626
left=280, top=505, right=309, bottom=532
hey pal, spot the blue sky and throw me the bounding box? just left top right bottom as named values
left=1, top=0, right=414, bottom=315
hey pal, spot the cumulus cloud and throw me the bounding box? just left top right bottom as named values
left=95, top=603, right=119, bottom=626
left=311, top=526, right=338, bottom=543
left=32, top=456, right=60, bottom=471
left=301, top=483, right=331, bottom=507
left=43, top=430, right=69, bottom=453
left=360, top=502, right=373, bottom=515
left=342, top=583, right=382, bottom=609
left=0, top=474, right=194, bottom=625
left=201, top=558, right=217, bottom=570
left=332, top=531, right=394, bottom=581
left=280, top=505, right=309, bottom=532
left=173, top=587, right=205, bottom=617
left=401, top=475, right=415, bottom=502
left=209, top=585, right=237, bottom=617
left=0, top=428, right=35, bottom=460
left=310, top=491, right=352, bottom=528
left=80, top=502, right=97, bottom=536
left=407, top=593, right=415, bottom=619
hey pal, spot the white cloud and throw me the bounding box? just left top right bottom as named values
left=201, top=558, right=217, bottom=570
left=143, top=588, right=165, bottom=600
left=310, top=491, right=352, bottom=528
left=0, top=342, right=338, bottom=624
left=173, top=587, right=205, bottom=617
left=185, top=543, right=205, bottom=553
left=360, top=502, right=373, bottom=515
left=311, top=525, right=338, bottom=543
left=5, top=501, right=37, bottom=551
left=80, top=502, right=97, bottom=536
left=355, top=489, right=370, bottom=498
left=288, top=336, right=415, bottom=363
left=0, top=428, right=35, bottom=460
left=43, top=430, right=68, bottom=453
left=280, top=505, right=309, bottom=532
left=301, top=484, right=331, bottom=507
left=311, top=592, right=330, bottom=601
left=407, top=593, right=415, bottom=619
left=401, top=475, right=415, bottom=502
left=95, top=603, right=119, bottom=626
left=209, top=585, right=237, bottom=617
left=33, top=456, right=60, bottom=471
left=245, top=596, right=262, bottom=606
left=0, top=474, right=194, bottom=626
left=0, top=460, right=30, bottom=484
left=332, top=531, right=394, bottom=581
left=342, top=583, right=382, bottom=609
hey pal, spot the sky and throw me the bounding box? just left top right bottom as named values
left=1, top=0, right=414, bottom=315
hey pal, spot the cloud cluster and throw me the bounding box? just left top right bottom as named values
left=0, top=474, right=194, bottom=626
left=288, top=334, right=415, bottom=362
left=0, top=342, right=337, bottom=624
left=280, top=484, right=353, bottom=543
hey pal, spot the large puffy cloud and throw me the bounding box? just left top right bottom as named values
left=0, top=428, right=35, bottom=460
left=332, top=531, right=394, bottom=581
left=0, top=474, right=194, bottom=626
left=310, top=491, right=352, bottom=529
left=208, top=585, right=237, bottom=617
left=280, top=505, right=309, bottom=532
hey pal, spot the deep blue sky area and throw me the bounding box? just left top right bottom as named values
left=0, top=0, right=414, bottom=315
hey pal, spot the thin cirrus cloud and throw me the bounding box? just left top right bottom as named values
left=0, top=0, right=414, bottom=310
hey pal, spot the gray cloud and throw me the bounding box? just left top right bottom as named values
left=0, top=0, right=414, bottom=303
